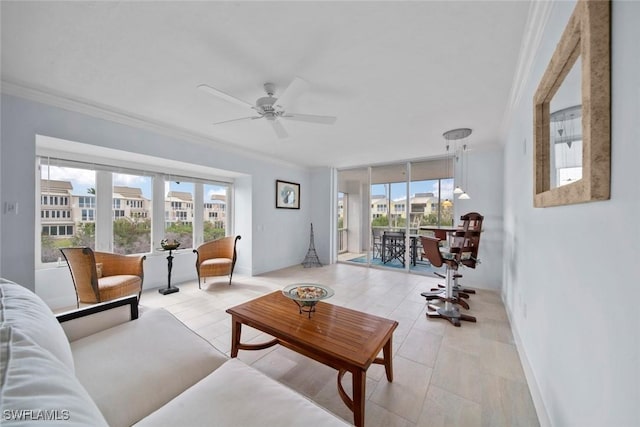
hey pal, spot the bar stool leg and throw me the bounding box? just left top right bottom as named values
left=426, top=265, right=476, bottom=326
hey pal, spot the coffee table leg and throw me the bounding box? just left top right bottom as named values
left=230, top=318, right=242, bottom=358
left=352, top=369, right=366, bottom=427
left=383, top=335, right=393, bottom=381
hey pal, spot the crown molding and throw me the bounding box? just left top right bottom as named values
left=499, top=0, right=555, bottom=142
left=0, top=79, right=305, bottom=170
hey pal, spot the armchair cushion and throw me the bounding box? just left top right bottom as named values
left=97, top=275, right=142, bottom=301
left=200, top=257, right=233, bottom=275
left=94, top=252, right=144, bottom=278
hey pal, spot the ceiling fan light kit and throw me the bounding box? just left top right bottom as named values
left=198, top=77, right=336, bottom=139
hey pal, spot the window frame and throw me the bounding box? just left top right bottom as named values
left=35, top=153, right=234, bottom=269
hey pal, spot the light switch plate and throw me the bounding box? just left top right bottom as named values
left=4, top=201, right=18, bottom=215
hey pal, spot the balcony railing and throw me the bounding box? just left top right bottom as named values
left=338, top=228, right=347, bottom=254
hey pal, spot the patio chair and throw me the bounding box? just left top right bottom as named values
left=60, top=247, right=146, bottom=308
left=193, top=235, right=241, bottom=289
left=383, top=231, right=406, bottom=266
left=372, top=229, right=384, bottom=260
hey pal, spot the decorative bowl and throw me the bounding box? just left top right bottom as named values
left=160, top=239, right=180, bottom=250
left=282, top=284, right=334, bottom=318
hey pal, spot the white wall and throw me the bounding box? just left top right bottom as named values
left=342, top=178, right=364, bottom=254
left=0, top=94, right=317, bottom=304
left=453, top=148, right=504, bottom=290
left=310, top=167, right=334, bottom=265
left=0, top=124, right=3, bottom=277
left=502, top=1, right=640, bottom=425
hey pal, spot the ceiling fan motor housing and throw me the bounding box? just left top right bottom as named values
left=256, top=96, right=279, bottom=119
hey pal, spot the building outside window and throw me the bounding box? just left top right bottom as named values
left=36, top=153, right=234, bottom=266
left=39, top=163, right=94, bottom=262
left=165, top=182, right=194, bottom=248
left=203, top=183, right=228, bottom=241
left=112, top=177, right=152, bottom=255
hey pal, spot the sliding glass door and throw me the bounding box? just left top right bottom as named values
left=336, top=158, right=454, bottom=274
left=371, top=163, right=407, bottom=269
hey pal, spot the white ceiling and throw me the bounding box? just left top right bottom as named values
left=1, top=1, right=532, bottom=169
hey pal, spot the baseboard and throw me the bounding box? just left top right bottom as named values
left=502, top=293, right=551, bottom=427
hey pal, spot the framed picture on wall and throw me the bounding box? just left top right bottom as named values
left=276, top=180, right=300, bottom=209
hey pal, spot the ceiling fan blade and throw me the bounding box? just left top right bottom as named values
left=269, top=120, right=289, bottom=139
left=274, top=76, right=310, bottom=109
left=281, top=113, right=337, bottom=125
left=213, top=116, right=262, bottom=125
left=198, top=84, right=254, bottom=109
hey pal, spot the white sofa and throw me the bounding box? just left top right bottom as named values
left=0, top=279, right=350, bottom=426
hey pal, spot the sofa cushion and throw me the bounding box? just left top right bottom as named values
left=70, top=308, right=228, bottom=427
left=0, top=325, right=108, bottom=426
left=134, top=358, right=350, bottom=427
left=0, top=279, right=75, bottom=372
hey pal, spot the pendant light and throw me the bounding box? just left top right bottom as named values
left=443, top=128, right=472, bottom=199
left=458, top=144, right=470, bottom=199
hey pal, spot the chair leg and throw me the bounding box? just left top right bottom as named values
left=422, top=291, right=470, bottom=310
left=456, top=298, right=470, bottom=310
left=425, top=267, right=476, bottom=326
left=198, top=276, right=201, bottom=290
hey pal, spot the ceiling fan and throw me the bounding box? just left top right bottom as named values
left=198, top=77, right=337, bottom=139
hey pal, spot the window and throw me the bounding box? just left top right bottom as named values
left=36, top=147, right=234, bottom=266
left=78, top=196, right=95, bottom=208
left=112, top=173, right=152, bottom=255
left=409, top=179, right=454, bottom=227
left=338, top=158, right=452, bottom=270
left=81, top=209, right=95, bottom=221
left=39, top=162, right=95, bottom=263
left=165, top=181, right=194, bottom=248
left=203, top=183, right=229, bottom=242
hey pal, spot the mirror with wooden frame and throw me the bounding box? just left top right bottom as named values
left=533, top=0, right=610, bottom=207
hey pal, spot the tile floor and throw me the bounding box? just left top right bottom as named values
left=140, top=263, right=539, bottom=427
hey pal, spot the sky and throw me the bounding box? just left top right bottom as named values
left=43, top=165, right=453, bottom=203
left=372, top=178, right=454, bottom=201
left=41, top=165, right=226, bottom=201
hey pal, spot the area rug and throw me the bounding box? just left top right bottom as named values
left=346, top=255, right=446, bottom=275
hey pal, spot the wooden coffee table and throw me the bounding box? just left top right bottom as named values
left=226, top=290, right=398, bottom=427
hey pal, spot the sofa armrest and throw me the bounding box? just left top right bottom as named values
left=56, top=295, right=138, bottom=342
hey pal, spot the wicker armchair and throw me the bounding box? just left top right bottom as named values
left=193, top=236, right=241, bottom=289
left=60, top=247, right=146, bottom=307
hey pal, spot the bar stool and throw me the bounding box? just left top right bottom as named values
left=420, top=236, right=476, bottom=327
